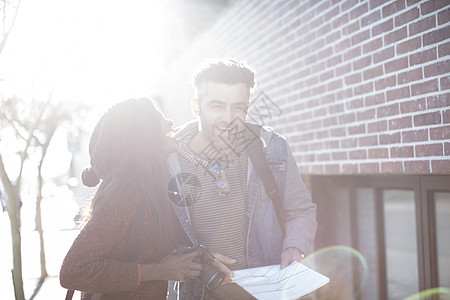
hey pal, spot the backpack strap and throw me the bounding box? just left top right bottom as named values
left=245, top=123, right=285, bottom=235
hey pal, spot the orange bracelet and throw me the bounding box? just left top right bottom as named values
left=137, top=264, right=142, bottom=286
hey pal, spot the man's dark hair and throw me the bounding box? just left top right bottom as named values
left=193, top=57, right=256, bottom=92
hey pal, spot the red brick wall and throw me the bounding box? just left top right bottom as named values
left=156, top=0, right=450, bottom=175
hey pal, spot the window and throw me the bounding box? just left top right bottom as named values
left=312, top=175, right=450, bottom=300
left=356, top=188, right=378, bottom=300
left=434, top=192, right=450, bottom=288
left=383, top=189, right=418, bottom=299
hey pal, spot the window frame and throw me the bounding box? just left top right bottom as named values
left=311, top=174, right=450, bottom=300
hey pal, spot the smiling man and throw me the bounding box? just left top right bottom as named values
left=167, top=58, right=317, bottom=300
left=189, top=81, right=250, bottom=156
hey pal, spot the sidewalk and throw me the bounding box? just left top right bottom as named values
left=1, top=226, right=80, bottom=300
left=1, top=194, right=81, bottom=300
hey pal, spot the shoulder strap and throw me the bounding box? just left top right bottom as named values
left=65, top=289, right=74, bottom=300
left=245, top=123, right=285, bottom=235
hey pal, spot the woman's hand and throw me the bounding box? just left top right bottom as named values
left=141, top=250, right=203, bottom=282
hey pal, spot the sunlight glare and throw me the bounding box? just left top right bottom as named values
left=0, top=0, right=177, bottom=105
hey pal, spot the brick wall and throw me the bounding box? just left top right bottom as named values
left=156, top=0, right=450, bottom=175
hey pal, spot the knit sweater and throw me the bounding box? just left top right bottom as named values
left=60, top=185, right=174, bottom=300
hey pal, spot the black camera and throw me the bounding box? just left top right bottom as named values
left=176, top=244, right=226, bottom=290
left=194, top=245, right=226, bottom=290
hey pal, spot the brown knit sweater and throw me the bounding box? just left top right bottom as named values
left=60, top=189, right=173, bottom=300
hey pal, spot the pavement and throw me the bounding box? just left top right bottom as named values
left=1, top=194, right=81, bottom=300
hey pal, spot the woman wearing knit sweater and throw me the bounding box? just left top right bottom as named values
left=60, top=98, right=213, bottom=299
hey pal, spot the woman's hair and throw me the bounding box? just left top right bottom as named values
left=81, top=98, right=177, bottom=258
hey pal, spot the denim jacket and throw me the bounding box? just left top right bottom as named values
left=166, top=123, right=317, bottom=300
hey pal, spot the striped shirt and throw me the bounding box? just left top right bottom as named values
left=177, top=123, right=254, bottom=300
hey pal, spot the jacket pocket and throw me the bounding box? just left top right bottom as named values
left=267, top=161, right=286, bottom=170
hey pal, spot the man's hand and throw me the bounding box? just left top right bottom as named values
left=211, top=252, right=236, bottom=284
left=280, top=247, right=304, bottom=269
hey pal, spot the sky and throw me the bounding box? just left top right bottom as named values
left=0, top=0, right=183, bottom=107
left=0, top=0, right=210, bottom=195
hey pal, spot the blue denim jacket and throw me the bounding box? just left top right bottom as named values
left=166, top=124, right=317, bottom=299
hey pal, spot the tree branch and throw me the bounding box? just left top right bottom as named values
left=0, top=111, right=28, bottom=141
left=0, top=153, right=13, bottom=190
left=0, top=0, right=21, bottom=56
left=17, top=96, right=51, bottom=184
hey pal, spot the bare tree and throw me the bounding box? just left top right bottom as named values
left=0, top=95, right=87, bottom=299
left=0, top=96, right=44, bottom=300
left=1, top=0, right=21, bottom=56
left=34, top=99, right=76, bottom=281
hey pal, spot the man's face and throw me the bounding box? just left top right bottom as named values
left=196, top=81, right=250, bottom=151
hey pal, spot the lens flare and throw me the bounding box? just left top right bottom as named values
left=302, top=245, right=368, bottom=300
left=403, top=287, right=450, bottom=300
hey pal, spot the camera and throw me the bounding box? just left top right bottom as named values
left=193, top=245, right=226, bottom=290
left=175, top=244, right=226, bottom=290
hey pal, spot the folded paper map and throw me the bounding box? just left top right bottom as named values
left=232, top=262, right=329, bottom=300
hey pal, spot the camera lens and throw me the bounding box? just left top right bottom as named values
left=193, top=245, right=226, bottom=290
left=199, top=264, right=225, bottom=290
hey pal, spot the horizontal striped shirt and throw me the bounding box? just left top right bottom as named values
left=177, top=123, right=254, bottom=300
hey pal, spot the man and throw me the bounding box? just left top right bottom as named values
left=166, top=58, right=317, bottom=299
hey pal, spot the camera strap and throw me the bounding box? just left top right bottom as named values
left=245, top=123, right=285, bottom=235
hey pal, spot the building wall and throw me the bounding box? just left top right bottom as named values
left=156, top=0, right=450, bottom=175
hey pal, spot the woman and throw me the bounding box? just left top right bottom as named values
left=60, top=98, right=203, bottom=299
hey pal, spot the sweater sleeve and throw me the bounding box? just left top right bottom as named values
left=59, top=193, right=142, bottom=294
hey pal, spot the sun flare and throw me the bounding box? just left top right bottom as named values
left=0, top=0, right=178, bottom=106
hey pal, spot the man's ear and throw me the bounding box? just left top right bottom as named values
left=191, top=98, right=200, bottom=118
